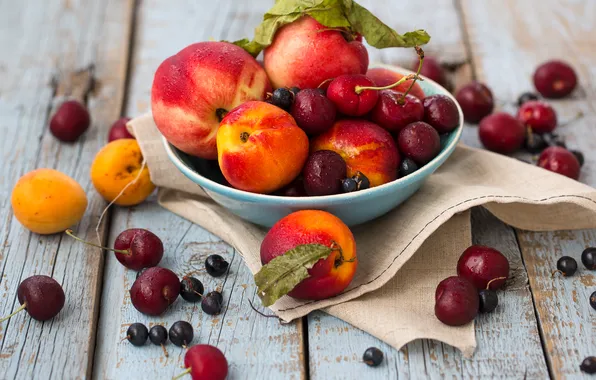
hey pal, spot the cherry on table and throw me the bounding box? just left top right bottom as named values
left=457, top=245, right=510, bottom=290
left=478, top=112, right=526, bottom=154
left=533, top=60, right=578, bottom=99
left=478, top=289, right=498, bottom=313
left=362, top=347, right=384, bottom=367
left=180, top=276, right=204, bottom=302
left=455, top=81, right=494, bottom=123
left=517, top=92, right=539, bottom=107
left=589, top=291, right=596, bottom=311
left=290, top=89, right=337, bottom=135
left=66, top=228, right=164, bottom=271
left=205, top=254, right=230, bottom=277
left=370, top=90, right=423, bottom=133
left=538, top=146, right=581, bottom=180
left=422, top=94, right=460, bottom=133
left=517, top=100, right=557, bottom=134
left=125, top=323, right=148, bottom=346
left=397, top=121, right=441, bottom=165
left=434, top=276, right=479, bottom=326
left=581, top=247, right=596, bottom=270
left=149, top=324, right=169, bottom=357
left=169, top=320, right=194, bottom=347
left=49, top=100, right=91, bottom=142
left=130, top=267, right=180, bottom=315
left=108, top=117, right=134, bottom=142
left=326, top=74, right=379, bottom=116
left=554, top=256, right=577, bottom=277
left=580, top=356, right=596, bottom=374
left=201, top=291, right=224, bottom=315
left=302, top=150, right=347, bottom=196
left=399, top=158, right=419, bottom=178
left=570, top=150, right=585, bottom=167
left=173, top=344, right=228, bottom=380
left=0, top=275, right=65, bottom=324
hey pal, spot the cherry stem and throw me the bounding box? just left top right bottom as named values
left=161, top=344, right=169, bottom=358
left=317, top=78, right=334, bottom=89
left=552, top=270, right=563, bottom=277
left=247, top=298, right=280, bottom=319
left=65, top=229, right=129, bottom=255
left=400, top=46, right=425, bottom=101
left=0, top=303, right=27, bottom=323
left=172, top=368, right=191, bottom=380
left=121, top=336, right=130, bottom=342
left=485, top=277, right=507, bottom=289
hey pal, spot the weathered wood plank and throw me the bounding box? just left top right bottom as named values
left=459, top=0, right=596, bottom=378
left=92, top=1, right=306, bottom=379
left=0, top=0, right=134, bottom=378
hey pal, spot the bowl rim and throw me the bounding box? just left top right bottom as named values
left=163, top=63, right=464, bottom=205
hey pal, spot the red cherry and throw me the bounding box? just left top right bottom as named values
left=538, top=146, right=581, bottom=180
left=49, top=100, right=91, bottom=142
left=516, top=100, right=557, bottom=134
left=397, top=121, right=441, bottom=165
left=130, top=267, right=180, bottom=316
left=0, top=275, right=65, bottom=324
left=455, top=82, right=494, bottom=123
left=422, top=94, right=460, bottom=133
left=108, top=117, right=134, bottom=142
left=478, top=113, right=525, bottom=153
left=370, top=90, right=423, bottom=133
left=290, top=89, right=336, bottom=135
left=327, top=74, right=379, bottom=116
left=174, top=345, right=228, bottom=380
left=114, top=229, right=164, bottom=271
left=435, top=276, right=478, bottom=326
left=533, top=60, right=577, bottom=99
left=414, top=56, right=447, bottom=87
left=457, top=245, right=510, bottom=290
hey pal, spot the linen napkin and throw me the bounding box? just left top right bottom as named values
left=129, top=114, right=596, bottom=357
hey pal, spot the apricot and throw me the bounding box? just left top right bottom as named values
left=90, top=139, right=155, bottom=206
left=11, top=169, right=88, bottom=234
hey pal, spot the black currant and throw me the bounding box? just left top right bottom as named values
left=580, top=356, right=596, bottom=374
left=289, top=87, right=301, bottom=96
left=478, top=289, right=498, bottom=313
left=571, top=150, right=585, bottom=167
left=201, top=291, right=223, bottom=315
left=362, top=347, right=384, bottom=367
left=556, top=256, right=577, bottom=276
left=125, top=323, right=148, bottom=346
left=180, top=277, right=204, bottom=302
left=341, top=178, right=358, bottom=193
left=352, top=171, right=370, bottom=191
left=524, top=132, right=547, bottom=154
left=589, top=291, right=596, bottom=311
left=272, top=88, right=293, bottom=110
left=399, top=158, right=419, bottom=177
left=149, top=325, right=168, bottom=345
left=205, top=255, right=229, bottom=277
left=169, top=321, right=194, bottom=347
left=517, top=92, right=539, bottom=107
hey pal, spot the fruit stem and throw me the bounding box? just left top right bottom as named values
left=161, top=344, right=169, bottom=358
left=247, top=298, right=281, bottom=320
left=485, top=277, right=507, bottom=289
left=317, top=78, right=334, bottom=89
left=354, top=73, right=423, bottom=94
left=0, top=303, right=27, bottom=323
left=172, top=368, right=191, bottom=380
left=400, top=46, right=425, bottom=101
left=65, top=229, right=129, bottom=255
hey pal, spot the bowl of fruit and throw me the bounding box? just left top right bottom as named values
left=161, top=55, right=463, bottom=227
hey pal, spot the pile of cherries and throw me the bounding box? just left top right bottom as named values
left=451, top=59, right=583, bottom=180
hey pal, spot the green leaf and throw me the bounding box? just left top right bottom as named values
left=254, top=244, right=333, bottom=307
left=231, top=38, right=264, bottom=58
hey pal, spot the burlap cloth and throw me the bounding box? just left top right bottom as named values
left=129, top=114, right=596, bottom=357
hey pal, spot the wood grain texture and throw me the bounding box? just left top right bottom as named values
left=92, top=1, right=305, bottom=379
left=460, top=0, right=596, bottom=378
left=0, top=0, right=134, bottom=378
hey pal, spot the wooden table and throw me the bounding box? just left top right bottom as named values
left=0, top=0, right=594, bottom=378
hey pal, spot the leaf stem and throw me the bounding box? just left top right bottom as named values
left=65, top=229, right=129, bottom=255
left=0, top=303, right=27, bottom=323
left=172, top=368, right=191, bottom=380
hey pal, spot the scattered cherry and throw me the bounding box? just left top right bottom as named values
left=517, top=100, right=557, bottom=134
left=169, top=320, right=194, bottom=347
left=399, top=158, right=419, bottom=177
left=125, top=323, right=148, bottom=346
left=0, top=275, right=65, bottom=323
left=415, top=56, right=447, bottom=87
left=370, top=90, right=423, bottom=133
left=533, top=60, right=577, bottom=99
left=173, top=344, right=228, bottom=380
left=580, top=356, right=596, bottom=374
left=524, top=129, right=547, bottom=154
left=108, top=117, right=134, bottom=142
left=478, top=113, right=525, bottom=153
left=455, top=81, right=494, bottom=123
left=478, top=289, right=498, bottom=313
left=327, top=74, right=379, bottom=116
left=422, top=94, right=460, bottom=133
left=66, top=228, right=164, bottom=271
left=271, top=88, right=293, bottom=110
left=291, top=89, right=337, bottom=135
left=555, top=256, right=577, bottom=277
left=201, top=291, right=223, bottom=315
left=351, top=171, right=370, bottom=191
left=571, top=150, right=585, bottom=167
left=362, top=347, right=384, bottom=367
left=130, top=267, right=180, bottom=315
left=435, top=276, right=479, bottom=326
left=341, top=178, right=358, bottom=193
left=582, top=248, right=596, bottom=270
left=149, top=324, right=169, bottom=357
left=457, top=245, right=509, bottom=290
left=517, top=92, right=539, bottom=107
left=180, top=277, right=204, bottom=302
left=49, top=100, right=91, bottom=142
left=302, top=150, right=347, bottom=196
left=590, top=291, right=596, bottom=311
left=397, top=121, right=441, bottom=165
left=205, top=254, right=230, bottom=277
left=538, top=146, right=581, bottom=180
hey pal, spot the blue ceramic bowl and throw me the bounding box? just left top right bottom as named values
left=164, top=64, right=463, bottom=227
